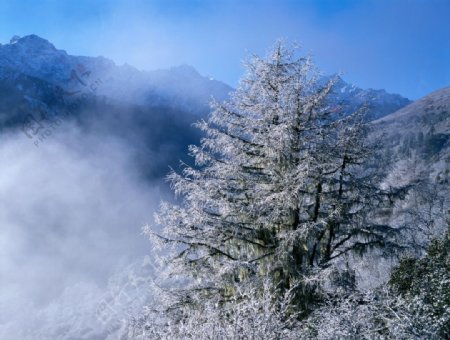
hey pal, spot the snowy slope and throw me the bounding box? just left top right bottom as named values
left=373, top=86, right=450, bottom=168
left=372, top=86, right=449, bottom=248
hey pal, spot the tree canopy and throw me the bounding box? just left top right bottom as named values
left=136, top=41, right=416, bottom=338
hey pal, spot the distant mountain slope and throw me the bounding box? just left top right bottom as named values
left=0, top=34, right=232, bottom=113
left=372, top=86, right=449, bottom=249
left=376, top=85, right=450, bottom=127
left=374, top=86, right=450, bottom=166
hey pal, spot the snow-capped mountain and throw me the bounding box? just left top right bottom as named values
left=0, top=34, right=232, bottom=113
left=328, top=75, right=412, bottom=121
left=0, top=35, right=411, bottom=120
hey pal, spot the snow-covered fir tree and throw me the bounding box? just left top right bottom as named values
left=137, top=41, right=407, bottom=337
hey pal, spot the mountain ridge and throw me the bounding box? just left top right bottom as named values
left=0, top=34, right=411, bottom=119
left=0, top=34, right=232, bottom=112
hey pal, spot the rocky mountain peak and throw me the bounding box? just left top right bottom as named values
left=7, top=34, right=58, bottom=52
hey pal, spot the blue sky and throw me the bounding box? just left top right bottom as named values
left=0, top=0, right=449, bottom=99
